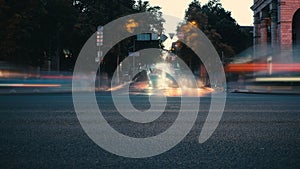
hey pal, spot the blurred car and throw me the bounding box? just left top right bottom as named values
left=148, top=67, right=178, bottom=88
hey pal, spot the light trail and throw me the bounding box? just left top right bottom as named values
left=252, top=77, right=300, bottom=82
left=225, top=63, right=300, bottom=72
left=0, top=84, right=61, bottom=87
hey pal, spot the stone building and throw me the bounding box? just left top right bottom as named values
left=251, top=0, right=300, bottom=62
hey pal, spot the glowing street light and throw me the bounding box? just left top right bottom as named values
left=125, top=19, right=139, bottom=33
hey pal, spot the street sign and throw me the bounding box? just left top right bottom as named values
left=97, top=26, right=103, bottom=32
left=160, top=34, right=168, bottom=42
left=137, top=33, right=151, bottom=41
left=95, top=51, right=102, bottom=63
left=168, top=33, right=175, bottom=40
left=95, top=56, right=100, bottom=63
left=151, top=33, right=158, bottom=40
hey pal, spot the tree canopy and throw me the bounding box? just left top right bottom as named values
left=0, top=0, right=164, bottom=73
left=173, top=0, right=252, bottom=70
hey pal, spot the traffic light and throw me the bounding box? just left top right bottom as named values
left=96, top=26, right=103, bottom=47
left=96, top=26, right=103, bottom=63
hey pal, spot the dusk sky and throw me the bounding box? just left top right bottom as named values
left=148, top=0, right=253, bottom=26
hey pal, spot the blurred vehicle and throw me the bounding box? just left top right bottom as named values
left=148, top=68, right=178, bottom=88
left=0, top=71, right=73, bottom=94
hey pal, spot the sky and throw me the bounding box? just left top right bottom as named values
left=147, top=0, right=253, bottom=26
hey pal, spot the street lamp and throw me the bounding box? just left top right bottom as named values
left=191, top=20, right=197, bottom=26
left=125, top=19, right=139, bottom=33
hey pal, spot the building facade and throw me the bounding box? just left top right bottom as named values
left=251, top=0, right=300, bottom=62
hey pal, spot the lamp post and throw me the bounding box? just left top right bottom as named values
left=125, top=19, right=139, bottom=80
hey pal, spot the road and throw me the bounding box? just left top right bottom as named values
left=0, top=92, right=299, bottom=168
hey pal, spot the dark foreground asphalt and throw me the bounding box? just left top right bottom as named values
left=0, top=92, right=299, bottom=168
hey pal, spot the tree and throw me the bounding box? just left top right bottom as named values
left=183, top=0, right=236, bottom=58
left=0, top=0, right=164, bottom=73
left=0, top=0, right=80, bottom=70
left=0, top=0, right=47, bottom=66
left=199, top=0, right=252, bottom=55
left=173, top=0, right=252, bottom=73
left=98, top=0, right=164, bottom=77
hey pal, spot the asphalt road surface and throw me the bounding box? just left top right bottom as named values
left=0, top=92, right=299, bottom=168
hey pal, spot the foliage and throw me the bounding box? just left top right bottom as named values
left=0, top=0, right=164, bottom=73
left=173, top=0, right=252, bottom=71
left=186, top=0, right=252, bottom=56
